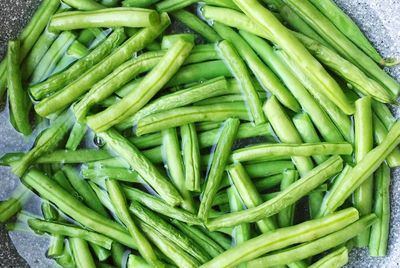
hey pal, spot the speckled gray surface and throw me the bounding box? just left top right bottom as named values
left=0, top=0, right=399, bottom=267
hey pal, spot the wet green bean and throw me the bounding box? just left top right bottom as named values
left=181, top=124, right=201, bottom=192
left=309, top=247, right=348, bottom=268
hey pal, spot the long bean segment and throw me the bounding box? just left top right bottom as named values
left=201, top=208, right=359, bottom=268
left=181, top=124, right=201, bottom=192
left=62, top=0, right=105, bottom=10
left=87, top=38, right=194, bottom=132
left=309, top=247, right=349, bottom=268
left=49, top=8, right=160, bottom=32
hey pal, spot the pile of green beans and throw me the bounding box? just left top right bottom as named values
left=0, top=0, right=399, bottom=267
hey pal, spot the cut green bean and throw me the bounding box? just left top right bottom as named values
left=122, top=0, right=160, bottom=7
left=278, top=170, right=298, bottom=228
left=195, top=92, right=266, bottom=106
left=198, top=118, right=240, bottom=220
left=369, top=163, right=390, bottom=256
left=62, top=0, right=105, bottom=10
left=0, top=185, right=31, bottom=223
left=87, top=38, right=194, bottom=132
left=217, top=40, right=266, bottom=124
left=373, top=114, right=400, bottom=168
left=29, top=28, right=126, bottom=100
left=35, top=14, right=170, bottom=117
left=162, top=34, right=196, bottom=49
left=213, top=23, right=300, bottom=113
left=248, top=214, right=376, bottom=267
left=181, top=124, right=201, bottom=192
left=309, top=247, right=348, bottom=268
left=97, top=129, right=183, bottom=206
left=49, top=8, right=160, bottom=32
left=7, top=40, right=31, bottom=135
left=156, top=0, right=196, bottom=12
left=136, top=103, right=249, bottom=136
left=201, top=208, right=359, bottom=268
left=37, top=149, right=112, bottom=164
left=70, top=238, right=96, bottom=268
left=82, top=166, right=140, bottom=183
left=65, top=122, right=87, bottom=151
left=320, top=121, right=400, bottom=216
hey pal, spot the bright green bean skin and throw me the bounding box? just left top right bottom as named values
left=282, top=0, right=399, bottom=96
left=62, top=0, right=105, bottom=10
left=98, top=129, right=183, bottom=206
left=156, top=0, right=196, bottom=12
left=369, top=163, right=390, bottom=256
left=7, top=40, right=31, bottom=136
left=198, top=118, right=240, bottom=220
left=231, top=0, right=355, bottom=114
left=213, top=23, right=300, bottom=113
left=217, top=40, right=266, bottom=125
left=0, top=185, right=31, bottom=223
left=123, top=0, right=160, bottom=7
left=207, top=155, right=342, bottom=230
left=309, top=247, right=348, bottom=268
left=28, top=219, right=113, bottom=249
left=123, top=186, right=202, bottom=225
left=248, top=214, right=376, bottom=267
left=278, top=170, right=298, bottom=228
left=65, top=122, right=87, bottom=151
left=70, top=238, right=96, bottom=268
left=239, top=31, right=344, bottom=143
left=29, top=28, right=126, bottom=100
left=22, top=169, right=137, bottom=249
left=232, top=142, right=353, bottom=162
left=201, top=208, right=359, bottom=268
left=321, top=121, right=400, bottom=215
left=162, top=128, right=195, bottom=212
left=162, top=34, right=196, bottom=49
left=87, top=38, right=194, bottom=132
left=181, top=124, right=201, bottom=192
left=227, top=162, right=276, bottom=233
left=172, top=10, right=221, bottom=42
left=35, top=14, right=170, bottom=117
left=373, top=114, right=400, bottom=168
left=136, top=103, right=249, bottom=136
left=49, top=8, right=160, bottom=32
left=106, top=180, right=162, bottom=267
left=11, top=110, right=74, bottom=177
left=41, top=202, right=64, bottom=257
left=372, top=100, right=396, bottom=131
left=354, top=97, right=374, bottom=246
left=82, top=166, right=140, bottom=183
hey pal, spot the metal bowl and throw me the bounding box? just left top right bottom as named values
left=0, top=0, right=399, bottom=267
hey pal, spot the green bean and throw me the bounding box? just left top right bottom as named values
left=106, top=180, right=162, bottom=267
left=135, top=103, right=249, bottom=136
left=77, top=28, right=103, bottom=47
left=11, top=110, right=74, bottom=177
left=201, top=207, right=359, bottom=268
left=227, top=187, right=250, bottom=264
left=130, top=201, right=211, bottom=263
left=22, top=169, right=137, bottom=248
left=53, top=169, right=77, bottom=194
left=129, top=133, right=162, bottom=149
left=371, top=101, right=396, bottom=130
left=320, top=121, right=400, bottom=216
left=35, top=14, right=170, bottom=117
left=123, top=186, right=202, bottom=225
left=37, top=149, right=111, bottom=164
left=369, top=163, right=390, bottom=256
left=29, top=28, right=126, bottom=100
left=91, top=244, right=111, bottom=262
left=30, top=31, right=76, bottom=84
left=181, top=124, right=201, bottom=192
left=117, top=77, right=229, bottom=129
left=195, top=93, right=266, bottom=106
left=198, top=118, right=240, bottom=220
left=308, top=247, right=348, bottom=268
left=51, top=41, right=89, bottom=75
left=216, top=40, right=266, bottom=124
left=41, top=200, right=58, bottom=221
left=278, top=170, right=298, bottom=228
left=62, top=0, right=105, bottom=10
left=353, top=97, right=374, bottom=246
left=55, top=246, right=76, bottom=268
left=373, top=114, right=400, bottom=168
left=276, top=50, right=353, bottom=143
left=122, top=0, right=160, bottom=7
left=207, top=155, right=342, bottom=230
left=172, top=220, right=225, bottom=258
left=248, top=214, right=376, bottom=267
left=70, top=238, right=96, bottom=268
left=166, top=60, right=231, bottom=87
left=63, top=165, right=109, bottom=217
left=156, top=0, right=196, bottom=12
left=213, top=23, right=300, bottom=113
left=293, top=113, right=328, bottom=164
left=82, top=166, right=140, bottom=183
left=28, top=219, right=113, bottom=249
left=21, top=29, right=58, bottom=79
left=202, top=0, right=238, bottom=9
left=0, top=185, right=31, bottom=223
left=65, top=122, right=87, bottom=151
left=239, top=31, right=344, bottom=143
left=140, top=222, right=200, bottom=268
left=172, top=10, right=221, bottom=43
left=162, top=34, right=195, bottom=49
left=49, top=8, right=160, bottom=32
left=308, top=0, right=382, bottom=65
left=111, top=242, right=127, bottom=268
left=87, top=39, right=194, bottom=132
left=196, top=122, right=221, bottom=132
left=162, top=128, right=195, bottom=212
left=294, top=33, right=394, bottom=103
left=89, top=182, right=115, bottom=213
left=7, top=40, right=31, bottom=135
left=232, top=142, right=353, bottom=162
left=282, top=0, right=399, bottom=96
left=98, top=129, right=183, bottom=206
left=254, top=174, right=284, bottom=190
left=206, top=231, right=231, bottom=251
left=227, top=162, right=276, bottom=233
